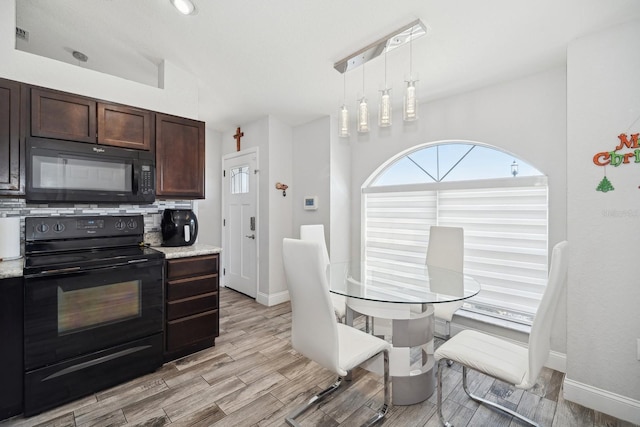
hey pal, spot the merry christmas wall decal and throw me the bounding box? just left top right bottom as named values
left=593, top=133, right=639, bottom=192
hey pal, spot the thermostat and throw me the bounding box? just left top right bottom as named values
left=303, top=196, right=318, bottom=210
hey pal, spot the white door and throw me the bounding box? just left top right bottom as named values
left=222, top=150, right=258, bottom=298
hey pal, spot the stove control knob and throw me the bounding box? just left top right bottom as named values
left=36, top=223, right=49, bottom=233
left=127, top=219, right=138, bottom=229
left=53, top=223, right=65, bottom=233
left=115, top=220, right=126, bottom=230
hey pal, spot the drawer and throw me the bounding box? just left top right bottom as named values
left=166, top=310, right=219, bottom=352
left=167, top=254, right=218, bottom=280
left=167, top=292, right=218, bottom=321
left=167, top=274, right=218, bottom=301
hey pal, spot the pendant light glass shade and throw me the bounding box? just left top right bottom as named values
left=357, top=65, right=369, bottom=133
left=403, top=26, right=419, bottom=122
left=357, top=98, right=369, bottom=133
left=338, top=74, right=350, bottom=137
left=338, top=104, right=350, bottom=137
left=403, top=80, right=418, bottom=121
left=379, top=89, right=392, bottom=127
left=378, top=47, right=392, bottom=128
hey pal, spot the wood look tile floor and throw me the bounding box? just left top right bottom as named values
left=3, top=287, right=636, bottom=427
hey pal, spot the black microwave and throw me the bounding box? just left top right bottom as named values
left=26, top=137, right=156, bottom=204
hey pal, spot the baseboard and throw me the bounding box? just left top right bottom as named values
left=256, top=290, right=290, bottom=307
left=546, top=350, right=566, bottom=373
left=563, top=377, right=640, bottom=424
left=221, top=284, right=289, bottom=307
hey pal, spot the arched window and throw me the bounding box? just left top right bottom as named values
left=362, top=141, right=548, bottom=324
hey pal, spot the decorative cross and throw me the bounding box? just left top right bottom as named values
left=234, top=127, right=244, bottom=152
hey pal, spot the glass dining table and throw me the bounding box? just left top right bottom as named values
left=329, top=262, right=481, bottom=405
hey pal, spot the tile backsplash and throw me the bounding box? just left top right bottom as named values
left=0, top=199, right=193, bottom=256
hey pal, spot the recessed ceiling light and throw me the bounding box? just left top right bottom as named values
left=72, top=50, right=88, bottom=62
left=170, top=0, right=196, bottom=15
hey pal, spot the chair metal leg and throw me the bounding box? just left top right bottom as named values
left=285, top=377, right=343, bottom=426
left=461, top=366, right=540, bottom=427
left=437, top=358, right=453, bottom=427
left=361, top=349, right=390, bottom=427
left=286, top=350, right=390, bottom=427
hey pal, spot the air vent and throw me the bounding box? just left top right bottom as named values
left=16, top=27, right=29, bottom=42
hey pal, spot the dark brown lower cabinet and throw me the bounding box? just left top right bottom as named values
left=0, top=277, right=23, bottom=420
left=165, top=254, right=219, bottom=361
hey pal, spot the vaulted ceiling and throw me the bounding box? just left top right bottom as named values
left=15, top=0, right=640, bottom=132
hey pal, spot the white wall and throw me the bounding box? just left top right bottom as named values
left=289, top=116, right=351, bottom=291
left=329, top=119, right=352, bottom=264
left=267, top=117, right=293, bottom=301
left=220, top=116, right=293, bottom=306
left=196, top=125, right=223, bottom=246
left=347, top=67, right=568, bottom=351
left=565, top=20, right=640, bottom=424
left=0, top=2, right=198, bottom=120
left=292, top=116, right=331, bottom=243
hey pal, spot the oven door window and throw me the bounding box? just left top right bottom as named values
left=58, top=280, right=141, bottom=334
left=24, top=262, right=163, bottom=370
left=32, top=154, right=132, bottom=192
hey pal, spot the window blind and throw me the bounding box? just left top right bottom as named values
left=363, top=181, right=548, bottom=322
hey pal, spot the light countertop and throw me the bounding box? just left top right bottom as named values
left=0, top=258, right=24, bottom=279
left=0, top=244, right=223, bottom=279
left=151, top=243, right=222, bottom=259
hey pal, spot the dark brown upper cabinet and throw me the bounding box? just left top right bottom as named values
left=0, top=78, right=23, bottom=195
left=31, top=87, right=97, bottom=143
left=30, top=87, right=154, bottom=151
left=156, top=113, right=205, bottom=199
left=98, top=103, right=153, bottom=151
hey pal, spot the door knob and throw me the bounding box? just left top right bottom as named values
left=245, top=234, right=255, bottom=239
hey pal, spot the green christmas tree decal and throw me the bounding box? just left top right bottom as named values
left=596, top=176, right=614, bottom=192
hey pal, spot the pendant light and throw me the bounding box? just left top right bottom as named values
left=378, top=47, right=392, bottom=127
left=332, top=20, right=427, bottom=132
left=357, top=65, right=369, bottom=133
left=403, top=28, right=419, bottom=122
left=338, top=74, right=350, bottom=137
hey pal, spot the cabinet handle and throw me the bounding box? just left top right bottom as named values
left=245, top=234, right=255, bottom=239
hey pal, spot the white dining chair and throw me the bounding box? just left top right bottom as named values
left=426, top=226, right=465, bottom=341
left=282, top=238, right=391, bottom=427
left=434, top=240, right=569, bottom=427
left=300, top=224, right=347, bottom=322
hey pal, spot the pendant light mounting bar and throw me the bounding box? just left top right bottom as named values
left=333, top=19, right=427, bottom=74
